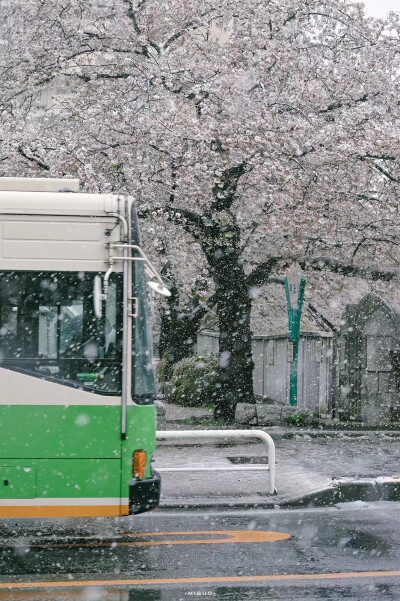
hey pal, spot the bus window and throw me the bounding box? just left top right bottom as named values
left=0, top=271, right=122, bottom=395
left=59, top=301, right=84, bottom=356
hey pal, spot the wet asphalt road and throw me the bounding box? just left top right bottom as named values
left=0, top=503, right=400, bottom=600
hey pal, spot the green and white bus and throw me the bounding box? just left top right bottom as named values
left=0, top=178, right=168, bottom=518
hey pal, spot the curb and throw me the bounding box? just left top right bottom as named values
left=158, top=478, right=400, bottom=511
left=279, top=478, right=400, bottom=508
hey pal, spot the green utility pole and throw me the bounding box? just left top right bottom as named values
left=284, top=264, right=306, bottom=406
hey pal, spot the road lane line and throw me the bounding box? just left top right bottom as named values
left=1, top=530, right=291, bottom=549
left=1, top=571, right=400, bottom=590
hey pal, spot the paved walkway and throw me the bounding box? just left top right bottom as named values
left=154, top=403, right=400, bottom=508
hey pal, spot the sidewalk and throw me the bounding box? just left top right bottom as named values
left=154, top=403, right=400, bottom=509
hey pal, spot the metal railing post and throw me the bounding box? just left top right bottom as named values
left=156, top=429, right=276, bottom=495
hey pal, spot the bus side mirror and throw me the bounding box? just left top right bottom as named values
left=148, top=280, right=171, bottom=297
left=93, top=275, right=104, bottom=319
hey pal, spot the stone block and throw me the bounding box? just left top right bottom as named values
left=257, top=404, right=282, bottom=426
left=235, top=403, right=257, bottom=425
left=281, top=406, right=297, bottom=422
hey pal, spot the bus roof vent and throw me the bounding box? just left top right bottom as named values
left=0, top=177, right=80, bottom=193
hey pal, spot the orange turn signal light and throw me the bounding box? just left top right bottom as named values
left=133, top=450, right=146, bottom=479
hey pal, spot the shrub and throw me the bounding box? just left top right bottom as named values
left=165, top=355, right=219, bottom=407
left=286, top=412, right=318, bottom=427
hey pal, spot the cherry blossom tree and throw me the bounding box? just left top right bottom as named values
left=1, top=0, right=399, bottom=419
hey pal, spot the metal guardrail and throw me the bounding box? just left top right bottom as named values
left=156, top=429, right=276, bottom=495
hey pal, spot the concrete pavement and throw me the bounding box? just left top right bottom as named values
left=154, top=403, right=400, bottom=509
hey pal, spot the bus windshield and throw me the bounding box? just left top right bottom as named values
left=132, top=259, right=156, bottom=402
left=0, top=271, right=123, bottom=395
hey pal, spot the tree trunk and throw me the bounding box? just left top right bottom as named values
left=158, top=271, right=209, bottom=381
left=211, top=252, right=255, bottom=422
left=158, top=299, right=196, bottom=380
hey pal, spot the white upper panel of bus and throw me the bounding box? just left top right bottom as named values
left=0, top=188, right=133, bottom=271
left=0, top=190, right=131, bottom=216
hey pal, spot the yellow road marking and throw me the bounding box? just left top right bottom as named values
left=18, top=530, right=291, bottom=549
left=1, top=571, right=400, bottom=590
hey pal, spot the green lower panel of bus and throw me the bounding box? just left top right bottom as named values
left=0, top=459, right=120, bottom=499
left=0, top=403, right=158, bottom=517
left=0, top=405, right=122, bottom=458
left=0, top=466, right=37, bottom=498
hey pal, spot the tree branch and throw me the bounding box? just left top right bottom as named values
left=307, top=303, right=338, bottom=332
left=163, top=9, right=217, bottom=50
left=211, top=162, right=250, bottom=211
left=17, top=145, right=49, bottom=171
left=246, top=257, right=285, bottom=287
left=123, top=0, right=144, bottom=35
left=319, top=92, right=378, bottom=114
left=371, top=162, right=399, bottom=183
left=188, top=292, right=217, bottom=323
left=301, top=257, right=397, bottom=281
left=357, top=154, right=399, bottom=182
left=163, top=205, right=207, bottom=239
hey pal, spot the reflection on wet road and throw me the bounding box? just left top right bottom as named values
left=0, top=504, right=400, bottom=600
